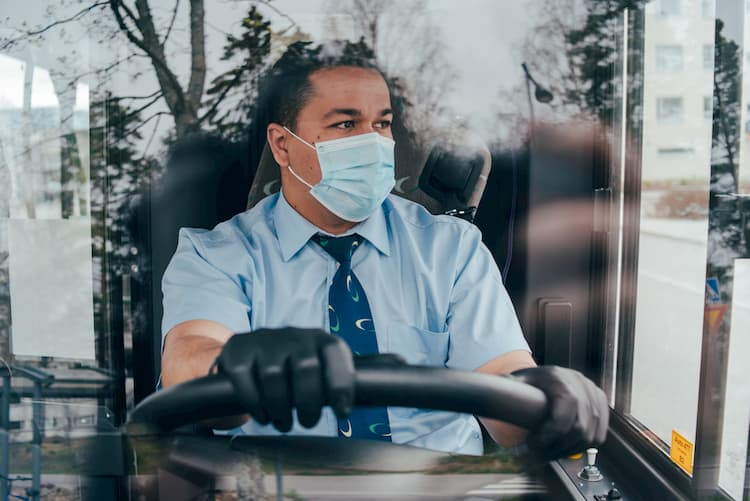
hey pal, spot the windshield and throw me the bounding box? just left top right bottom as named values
left=1, top=1, right=749, bottom=500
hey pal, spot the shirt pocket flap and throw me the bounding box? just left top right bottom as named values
left=386, top=323, right=449, bottom=366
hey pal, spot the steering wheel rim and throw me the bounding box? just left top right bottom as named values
left=128, top=365, right=548, bottom=432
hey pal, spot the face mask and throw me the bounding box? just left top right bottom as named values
left=283, top=127, right=396, bottom=222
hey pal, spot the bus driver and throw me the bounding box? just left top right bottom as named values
left=159, top=41, right=609, bottom=458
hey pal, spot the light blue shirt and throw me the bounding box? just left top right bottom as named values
left=162, top=191, right=530, bottom=455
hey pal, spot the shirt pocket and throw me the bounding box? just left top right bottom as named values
left=386, top=323, right=450, bottom=366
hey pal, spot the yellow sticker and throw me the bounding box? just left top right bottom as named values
left=670, top=430, right=694, bottom=475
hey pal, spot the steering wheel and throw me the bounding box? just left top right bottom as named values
left=129, top=364, right=548, bottom=432
left=115, top=366, right=552, bottom=501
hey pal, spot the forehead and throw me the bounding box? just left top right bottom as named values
left=304, top=66, right=391, bottom=113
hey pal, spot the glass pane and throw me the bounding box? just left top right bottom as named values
left=718, top=0, right=750, bottom=495
left=718, top=259, right=750, bottom=499
left=2, top=3, right=570, bottom=498
left=1, top=3, right=124, bottom=499
left=618, top=0, right=750, bottom=495
left=628, top=0, right=715, bottom=470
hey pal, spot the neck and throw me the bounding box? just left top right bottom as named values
left=282, top=186, right=357, bottom=235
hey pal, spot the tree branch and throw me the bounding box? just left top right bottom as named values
left=162, top=0, right=181, bottom=46
left=109, top=0, right=150, bottom=55
left=198, top=71, right=244, bottom=124
left=186, top=0, right=206, bottom=107
left=0, top=1, right=109, bottom=51
left=110, top=90, right=163, bottom=101
left=110, top=0, right=187, bottom=123
left=121, top=92, right=164, bottom=120
left=115, top=0, right=141, bottom=26
left=133, top=0, right=192, bottom=121
left=252, top=0, right=296, bottom=33
left=126, top=111, right=171, bottom=136
left=141, top=112, right=163, bottom=157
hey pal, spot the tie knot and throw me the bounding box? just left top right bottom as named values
left=313, top=234, right=362, bottom=263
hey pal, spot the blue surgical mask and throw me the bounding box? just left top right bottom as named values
left=283, top=127, right=396, bottom=222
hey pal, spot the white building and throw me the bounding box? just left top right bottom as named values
left=641, top=0, right=750, bottom=187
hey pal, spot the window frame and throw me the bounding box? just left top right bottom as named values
left=609, top=1, right=748, bottom=500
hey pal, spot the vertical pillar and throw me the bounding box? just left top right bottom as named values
left=1, top=370, right=11, bottom=500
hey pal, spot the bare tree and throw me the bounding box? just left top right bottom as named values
left=109, top=0, right=205, bottom=138
left=500, top=0, right=646, bottom=130
left=2, top=1, right=282, bottom=142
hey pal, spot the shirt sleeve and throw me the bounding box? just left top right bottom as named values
left=445, top=224, right=530, bottom=371
left=161, top=227, right=252, bottom=348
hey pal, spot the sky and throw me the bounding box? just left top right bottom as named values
left=267, top=0, right=543, bottom=134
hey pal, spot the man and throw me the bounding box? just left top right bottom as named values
left=160, top=41, right=608, bottom=457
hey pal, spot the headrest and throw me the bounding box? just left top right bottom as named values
left=418, top=133, right=491, bottom=221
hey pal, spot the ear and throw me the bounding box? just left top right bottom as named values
left=267, top=123, right=290, bottom=167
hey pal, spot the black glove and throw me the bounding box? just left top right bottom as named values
left=511, top=366, right=609, bottom=460
left=215, top=327, right=355, bottom=433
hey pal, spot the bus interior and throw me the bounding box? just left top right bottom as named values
left=1, top=0, right=749, bottom=500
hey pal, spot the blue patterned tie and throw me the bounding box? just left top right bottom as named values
left=313, top=234, right=392, bottom=442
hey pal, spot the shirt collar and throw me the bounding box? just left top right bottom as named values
left=274, top=190, right=391, bottom=261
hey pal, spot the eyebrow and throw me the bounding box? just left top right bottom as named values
left=322, top=108, right=393, bottom=120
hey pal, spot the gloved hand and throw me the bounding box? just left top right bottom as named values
left=511, top=366, right=609, bottom=460
left=215, top=327, right=355, bottom=433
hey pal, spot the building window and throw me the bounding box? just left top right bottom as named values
left=77, top=415, right=95, bottom=426
left=656, top=45, right=683, bottom=72
left=657, top=97, right=684, bottom=123
left=703, top=45, right=713, bottom=70
left=657, top=147, right=694, bottom=155
left=656, top=0, right=681, bottom=16
left=704, top=96, right=713, bottom=120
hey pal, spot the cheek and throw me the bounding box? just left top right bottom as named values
left=297, top=148, right=322, bottom=184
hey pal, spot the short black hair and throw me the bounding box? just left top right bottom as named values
left=258, top=39, right=385, bottom=130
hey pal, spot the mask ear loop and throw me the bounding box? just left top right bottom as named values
left=286, top=164, right=314, bottom=189
left=283, top=126, right=316, bottom=151
left=282, top=126, right=317, bottom=189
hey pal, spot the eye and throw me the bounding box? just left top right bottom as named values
left=332, top=120, right=355, bottom=129
left=375, top=119, right=392, bottom=129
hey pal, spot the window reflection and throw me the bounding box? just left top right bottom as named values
left=657, top=0, right=682, bottom=17
left=718, top=259, right=750, bottom=499
left=0, top=0, right=748, bottom=499
left=0, top=54, right=24, bottom=108
left=29, top=66, right=62, bottom=220
left=656, top=96, right=684, bottom=122
left=656, top=45, right=683, bottom=72
left=629, top=0, right=714, bottom=470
